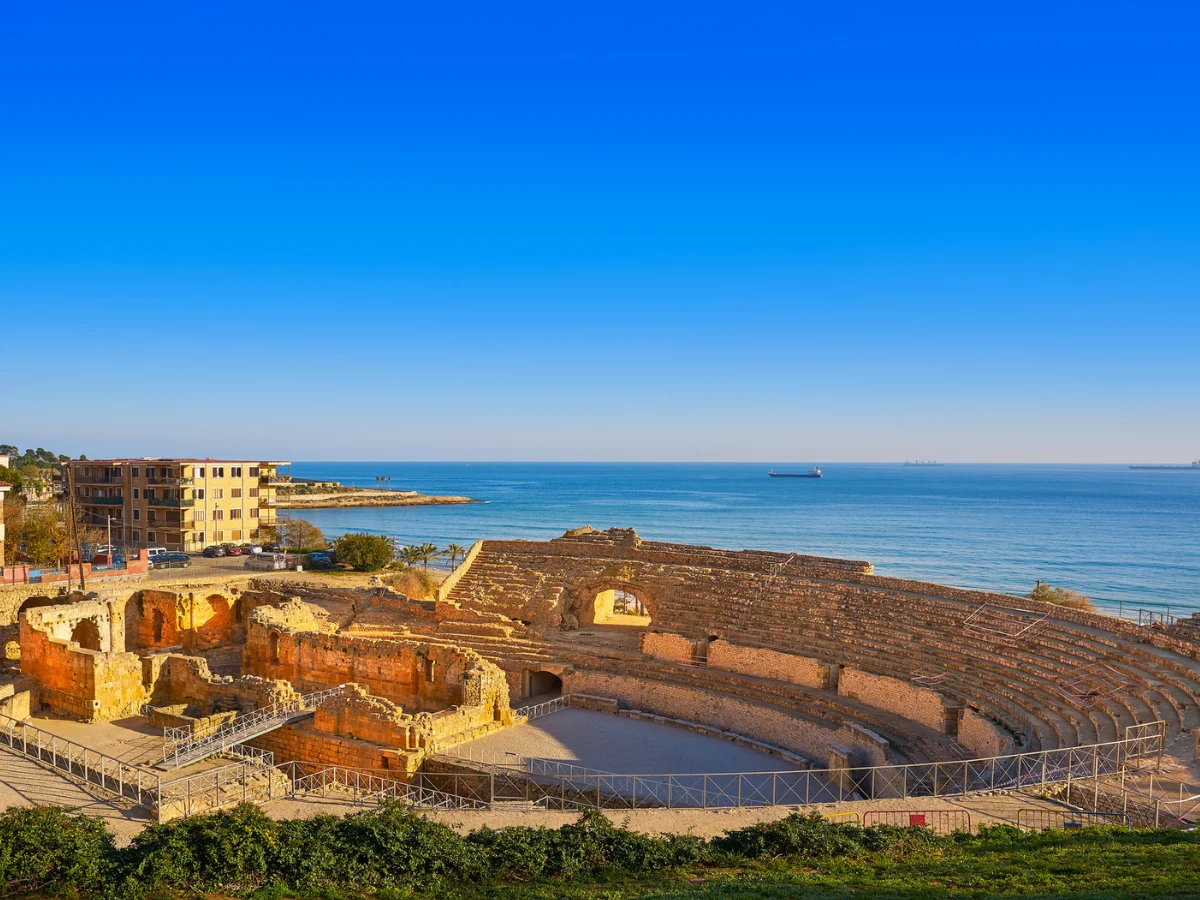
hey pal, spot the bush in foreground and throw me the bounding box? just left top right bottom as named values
left=0, top=804, right=1195, bottom=898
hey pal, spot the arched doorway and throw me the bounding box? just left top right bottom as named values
left=592, top=586, right=652, bottom=627
left=528, top=670, right=563, bottom=699
left=71, top=618, right=102, bottom=651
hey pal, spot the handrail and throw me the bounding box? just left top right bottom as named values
left=0, top=713, right=160, bottom=809
left=159, top=685, right=349, bottom=767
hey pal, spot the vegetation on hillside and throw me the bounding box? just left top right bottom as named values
left=0, top=804, right=1195, bottom=899
left=1029, top=581, right=1095, bottom=611
left=332, top=533, right=395, bottom=571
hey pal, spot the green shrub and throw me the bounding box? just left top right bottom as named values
left=333, top=532, right=395, bottom=571
left=1028, top=582, right=1094, bottom=611
left=714, top=812, right=891, bottom=859
left=0, top=805, right=113, bottom=897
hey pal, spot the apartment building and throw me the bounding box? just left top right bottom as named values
left=70, top=458, right=289, bottom=552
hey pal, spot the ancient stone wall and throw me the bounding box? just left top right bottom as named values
left=707, top=640, right=828, bottom=689
left=837, top=667, right=946, bottom=734
left=959, top=708, right=1006, bottom=758
left=639, top=632, right=696, bottom=664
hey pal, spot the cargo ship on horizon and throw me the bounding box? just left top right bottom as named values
left=768, top=466, right=822, bottom=478
left=1129, top=460, right=1200, bottom=470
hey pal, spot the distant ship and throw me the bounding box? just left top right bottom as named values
left=905, top=460, right=945, bottom=467
left=769, top=466, right=822, bottom=478
left=1129, top=460, right=1200, bottom=470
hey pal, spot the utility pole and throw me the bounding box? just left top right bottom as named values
left=67, top=462, right=86, bottom=592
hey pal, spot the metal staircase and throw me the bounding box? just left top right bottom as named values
left=158, top=685, right=349, bottom=769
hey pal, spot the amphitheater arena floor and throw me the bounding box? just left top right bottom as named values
left=450, top=708, right=798, bottom=774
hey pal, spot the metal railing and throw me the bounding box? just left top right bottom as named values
left=160, top=685, right=349, bottom=767
left=1017, top=808, right=1130, bottom=830
left=862, top=808, right=972, bottom=833
left=518, top=694, right=573, bottom=721
left=419, top=726, right=1166, bottom=811
left=0, top=714, right=160, bottom=810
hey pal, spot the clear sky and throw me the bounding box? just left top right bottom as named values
left=2, top=2, right=1197, bottom=462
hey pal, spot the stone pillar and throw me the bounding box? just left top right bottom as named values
left=106, top=596, right=127, bottom=654
left=828, top=742, right=852, bottom=794
left=941, top=697, right=965, bottom=737
left=821, top=662, right=841, bottom=691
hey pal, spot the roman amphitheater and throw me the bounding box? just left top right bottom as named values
left=0, top=527, right=1197, bottom=833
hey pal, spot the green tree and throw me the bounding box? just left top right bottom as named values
left=400, top=544, right=424, bottom=567
left=332, top=533, right=394, bottom=571
left=417, top=542, right=442, bottom=571
left=445, top=543, right=466, bottom=569
left=277, top=518, right=326, bottom=552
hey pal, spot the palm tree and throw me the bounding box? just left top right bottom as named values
left=401, top=544, right=423, bottom=567
left=418, top=542, right=441, bottom=571
left=445, top=543, right=466, bottom=570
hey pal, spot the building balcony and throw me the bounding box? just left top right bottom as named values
left=86, top=495, right=125, bottom=505
left=147, top=475, right=193, bottom=486
left=146, top=496, right=195, bottom=507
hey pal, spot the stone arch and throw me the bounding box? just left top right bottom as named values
left=71, top=617, right=103, bottom=651
left=528, top=670, right=563, bottom=698
left=197, top=594, right=233, bottom=646
left=584, top=581, right=654, bottom=627
left=17, top=596, right=65, bottom=618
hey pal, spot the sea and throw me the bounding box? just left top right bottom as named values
left=287, top=462, right=1200, bottom=618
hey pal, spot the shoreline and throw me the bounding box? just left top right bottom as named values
left=275, top=489, right=479, bottom=510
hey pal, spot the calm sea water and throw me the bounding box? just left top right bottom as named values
left=288, top=463, right=1200, bottom=616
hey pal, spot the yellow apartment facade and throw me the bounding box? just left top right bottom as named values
left=70, top=458, right=289, bottom=552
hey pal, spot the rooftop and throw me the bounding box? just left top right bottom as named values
left=73, top=458, right=290, bottom=466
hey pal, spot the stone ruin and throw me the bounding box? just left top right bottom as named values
left=1, top=525, right=1198, bottom=815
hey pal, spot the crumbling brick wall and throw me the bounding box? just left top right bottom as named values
left=639, top=632, right=696, bottom=664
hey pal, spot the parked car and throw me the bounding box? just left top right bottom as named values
left=150, top=552, right=191, bottom=569
left=202, top=546, right=227, bottom=558
left=261, top=543, right=282, bottom=553
left=306, top=552, right=333, bottom=569
left=225, top=546, right=244, bottom=557
left=242, top=544, right=263, bottom=555
left=146, top=546, right=168, bottom=559
left=244, top=552, right=288, bottom=571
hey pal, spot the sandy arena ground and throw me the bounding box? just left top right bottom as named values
left=452, top=708, right=797, bottom=774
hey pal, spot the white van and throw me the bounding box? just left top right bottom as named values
left=146, top=547, right=168, bottom=559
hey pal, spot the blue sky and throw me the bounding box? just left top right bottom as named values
left=2, top=2, right=1197, bottom=462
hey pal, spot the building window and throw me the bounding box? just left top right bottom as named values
left=231, top=529, right=242, bottom=540
left=249, top=508, right=259, bottom=519
left=133, top=530, right=140, bottom=542
left=231, top=488, right=242, bottom=499
left=148, top=531, right=156, bottom=542
left=146, top=488, right=156, bottom=499
left=212, top=509, right=223, bottom=520
left=212, top=488, right=223, bottom=499
left=231, top=466, right=242, bottom=477
left=197, top=467, right=205, bottom=478
left=195, top=509, right=206, bottom=521
left=133, top=488, right=140, bottom=499
left=133, top=509, right=141, bottom=521
left=249, top=467, right=259, bottom=477
left=249, top=487, right=259, bottom=498
left=147, top=467, right=155, bottom=478
left=230, top=508, right=242, bottom=519
left=215, top=531, right=224, bottom=542
left=214, top=466, right=224, bottom=477
left=197, top=532, right=205, bottom=543
left=195, top=488, right=204, bottom=499
left=132, top=467, right=139, bottom=478
left=148, top=510, right=157, bottom=523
